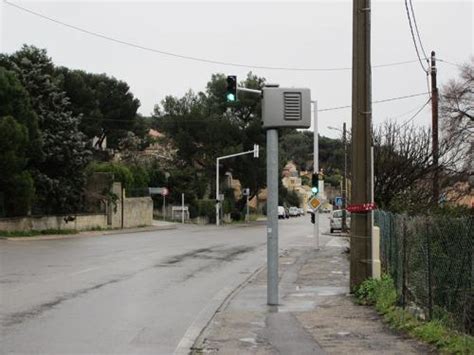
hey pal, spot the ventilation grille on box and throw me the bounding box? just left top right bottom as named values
left=283, top=92, right=302, bottom=120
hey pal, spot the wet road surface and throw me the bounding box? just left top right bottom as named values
left=0, top=215, right=330, bottom=354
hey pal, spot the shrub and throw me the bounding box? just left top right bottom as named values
left=355, top=274, right=474, bottom=353
left=230, top=210, right=242, bottom=221
left=355, top=274, right=397, bottom=313
left=195, top=199, right=215, bottom=222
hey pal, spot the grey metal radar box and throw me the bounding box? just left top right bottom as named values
left=262, top=87, right=311, bottom=129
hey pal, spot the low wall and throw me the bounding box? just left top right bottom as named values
left=122, top=197, right=153, bottom=228
left=0, top=214, right=107, bottom=232
left=0, top=183, right=153, bottom=232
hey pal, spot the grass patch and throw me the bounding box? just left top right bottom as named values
left=355, top=275, right=474, bottom=354
left=0, top=229, right=78, bottom=237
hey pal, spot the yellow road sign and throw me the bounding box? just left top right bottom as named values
left=308, top=196, right=321, bottom=210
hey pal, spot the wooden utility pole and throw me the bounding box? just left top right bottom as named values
left=350, top=0, right=373, bottom=290
left=431, top=51, right=439, bottom=204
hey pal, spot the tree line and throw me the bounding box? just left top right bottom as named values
left=0, top=44, right=471, bottom=218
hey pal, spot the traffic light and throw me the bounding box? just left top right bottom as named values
left=226, top=75, right=237, bottom=102
left=311, top=173, right=319, bottom=194
left=310, top=211, right=315, bottom=224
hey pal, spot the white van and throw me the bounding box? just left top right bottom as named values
left=278, top=206, right=286, bottom=219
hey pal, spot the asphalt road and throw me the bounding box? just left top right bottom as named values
left=0, top=214, right=331, bottom=354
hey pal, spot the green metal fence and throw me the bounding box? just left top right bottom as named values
left=375, top=210, right=473, bottom=334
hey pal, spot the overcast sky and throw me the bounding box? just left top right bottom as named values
left=1, top=0, right=472, bottom=138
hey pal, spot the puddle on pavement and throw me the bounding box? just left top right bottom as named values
left=293, top=286, right=349, bottom=296
left=278, top=300, right=316, bottom=312
left=239, top=337, right=258, bottom=345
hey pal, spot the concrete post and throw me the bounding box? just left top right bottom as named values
left=372, top=226, right=381, bottom=279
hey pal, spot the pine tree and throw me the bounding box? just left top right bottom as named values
left=1, top=45, right=91, bottom=214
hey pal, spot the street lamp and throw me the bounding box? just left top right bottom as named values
left=328, top=124, right=348, bottom=233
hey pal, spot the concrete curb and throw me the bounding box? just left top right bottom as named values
left=1, top=223, right=178, bottom=241
left=174, top=264, right=266, bottom=355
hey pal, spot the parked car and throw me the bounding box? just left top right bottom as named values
left=278, top=206, right=290, bottom=219
left=278, top=206, right=286, bottom=219
left=289, top=206, right=299, bottom=217
left=330, top=209, right=351, bottom=233
left=298, top=208, right=305, bottom=216
left=321, top=206, right=332, bottom=213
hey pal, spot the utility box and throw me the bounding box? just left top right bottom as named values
left=262, top=87, right=311, bottom=129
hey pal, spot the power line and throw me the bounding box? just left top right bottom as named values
left=399, top=97, right=431, bottom=128
left=4, top=0, right=420, bottom=72
left=404, top=0, right=429, bottom=73
left=438, top=58, right=465, bottom=69
left=317, top=91, right=429, bottom=112
left=409, top=0, right=428, bottom=61
left=77, top=91, right=431, bottom=122
left=388, top=99, right=430, bottom=120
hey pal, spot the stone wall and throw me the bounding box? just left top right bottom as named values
left=0, top=182, right=153, bottom=232
left=0, top=214, right=107, bottom=232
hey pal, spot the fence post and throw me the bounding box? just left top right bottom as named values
left=426, top=217, right=433, bottom=320
left=402, top=216, right=407, bottom=308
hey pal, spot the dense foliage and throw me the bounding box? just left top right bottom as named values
left=55, top=67, right=144, bottom=149
left=1, top=46, right=91, bottom=214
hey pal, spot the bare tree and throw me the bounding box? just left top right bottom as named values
left=440, top=58, right=473, bottom=173
left=373, top=119, right=469, bottom=212
left=441, top=58, right=473, bottom=140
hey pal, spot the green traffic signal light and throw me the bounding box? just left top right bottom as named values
left=226, top=92, right=236, bottom=102
left=226, top=75, right=237, bottom=102
left=311, top=173, right=318, bottom=194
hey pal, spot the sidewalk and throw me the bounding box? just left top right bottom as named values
left=192, top=235, right=433, bottom=354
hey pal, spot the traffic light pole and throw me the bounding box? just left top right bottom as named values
left=216, top=146, right=259, bottom=226
left=312, top=100, right=320, bottom=250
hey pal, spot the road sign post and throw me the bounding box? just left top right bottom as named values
left=162, top=187, right=169, bottom=221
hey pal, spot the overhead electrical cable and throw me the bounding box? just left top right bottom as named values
left=409, top=0, right=428, bottom=61
left=388, top=99, right=431, bottom=120
left=4, top=0, right=419, bottom=72
left=317, top=91, right=430, bottom=112
left=438, top=58, right=466, bottom=69
left=77, top=91, right=431, bottom=124
left=404, top=0, right=429, bottom=73
left=399, top=97, right=432, bottom=128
